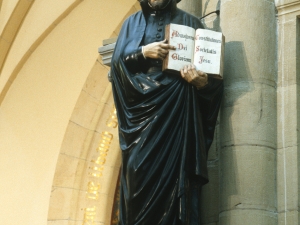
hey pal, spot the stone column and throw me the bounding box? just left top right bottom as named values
left=219, top=1, right=277, bottom=224
left=177, top=0, right=202, bottom=18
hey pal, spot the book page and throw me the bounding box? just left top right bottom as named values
left=193, top=29, right=223, bottom=75
left=165, top=24, right=195, bottom=71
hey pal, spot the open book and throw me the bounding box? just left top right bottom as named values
left=162, top=23, right=225, bottom=79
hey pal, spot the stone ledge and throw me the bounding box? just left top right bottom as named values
left=98, top=43, right=116, bottom=67
left=276, top=1, right=300, bottom=16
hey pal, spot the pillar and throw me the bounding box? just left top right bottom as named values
left=219, top=0, right=277, bottom=224
left=276, top=2, right=300, bottom=224
left=177, top=0, right=202, bottom=18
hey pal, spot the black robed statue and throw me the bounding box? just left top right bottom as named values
left=110, top=0, right=223, bottom=224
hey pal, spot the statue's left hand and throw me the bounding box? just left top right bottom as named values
left=180, top=64, right=208, bottom=89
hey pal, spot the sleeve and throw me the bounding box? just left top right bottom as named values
left=111, top=13, right=147, bottom=74
left=123, top=46, right=147, bottom=74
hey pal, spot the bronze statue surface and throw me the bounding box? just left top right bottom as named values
left=110, top=0, right=223, bottom=224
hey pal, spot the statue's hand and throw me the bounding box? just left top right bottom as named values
left=180, top=64, right=208, bottom=89
left=143, top=39, right=176, bottom=60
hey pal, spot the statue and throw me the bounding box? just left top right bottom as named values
left=110, top=0, right=223, bottom=224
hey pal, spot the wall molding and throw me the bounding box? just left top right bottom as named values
left=276, top=1, right=300, bottom=16
left=0, top=0, right=84, bottom=105
left=0, top=0, right=35, bottom=75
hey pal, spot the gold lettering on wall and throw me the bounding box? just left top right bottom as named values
left=87, top=182, right=101, bottom=200
left=88, top=132, right=113, bottom=178
left=88, top=166, right=104, bottom=178
left=82, top=105, right=118, bottom=224
left=106, top=107, right=118, bottom=128
left=83, top=206, right=96, bottom=225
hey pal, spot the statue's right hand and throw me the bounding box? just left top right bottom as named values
left=143, top=39, right=176, bottom=60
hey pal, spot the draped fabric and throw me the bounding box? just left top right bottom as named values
left=110, top=2, right=223, bottom=224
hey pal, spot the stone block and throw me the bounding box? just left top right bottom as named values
left=220, top=146, right=276, bottom=212
left=71, top=190, right=114, bottom=224
left=94, top=101, right=118, bottom=135
left=85, top=166, right=120, bottom=199
left=177, top=1, right=202, bottom=17
left=98, top=43, right=116, bottom=66
left=277, top=19, right=299, bottom=87
left=200, top=0, right=220, bottom=20
left=77, top=131, right=120, bottom=198
left=60, top=121, right=92, bottom=159
left=69, top=190, right=86, bottom=221
left=199, top=0, right=221, bottom=32
left=276, top=0, right=300, bottom=10
left=277, top=84, right=298, bottom=149
left=79, top=164, right=119, bottom=197
left=85, top=131, right=105, bottom=162
left=52, top=153, right=85, bottom=190
left=277, top=146, right=299, bottom=212
left=219, top=209, right=277, bottom=225
left=48, top=187, right=74, bottom=220
left=221, top=1, right=277, bottom=82
left=88, top=132, right=121, bottom=169
left=105, top=140, right=122, bottom=169
left=83, top=60, right=110, bottom=101
left=70, top=90, right=101, bottom=130
left=278, top=210, right=299, bottom=225
left=220, top=83, right=276, bottom=149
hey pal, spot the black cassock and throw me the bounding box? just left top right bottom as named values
left=110, top=1, right=223, bottom=224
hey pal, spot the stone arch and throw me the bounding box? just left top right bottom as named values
left=0, top=0, right=139, bottom=224
left=47, top=58, right=122, bottom=225
left=0, top=0, right=84, bottom=103
left=0, top=0, right=34, bottom=74
left=47, top=2, right=141, bottom=225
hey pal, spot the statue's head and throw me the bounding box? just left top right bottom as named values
left=138, top=0, right=181, bottom=10
left=148, top=0, right=171, bottom=10
left=138, top=0, right=181, bottom=13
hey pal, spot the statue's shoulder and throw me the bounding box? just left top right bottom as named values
left=124, top=10, right=144, bottom=24
left=118, top=10, right=145, bottom=39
